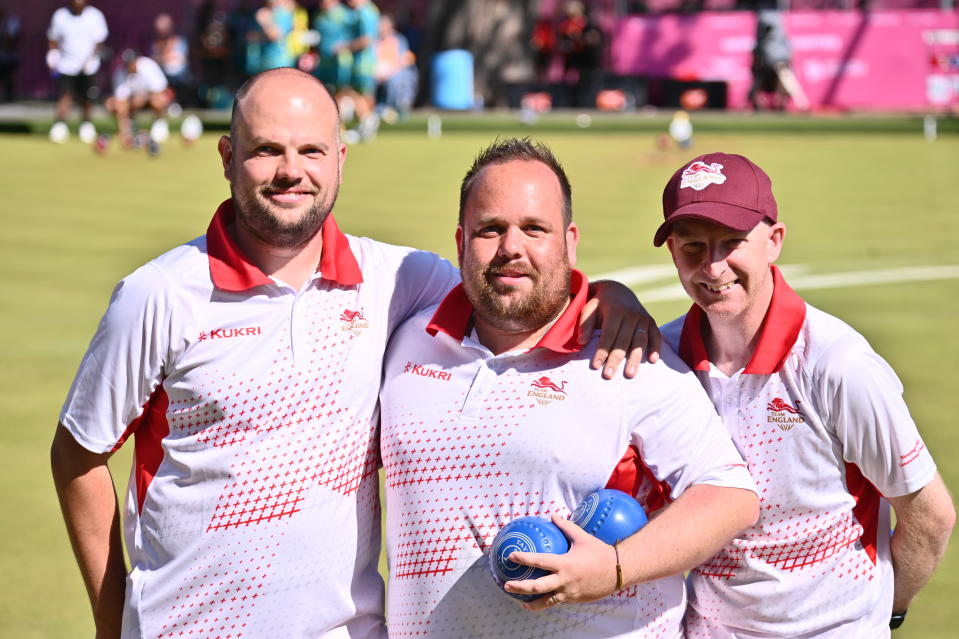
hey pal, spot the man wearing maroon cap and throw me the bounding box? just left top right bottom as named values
left=655, top=152, right=955, bottom=637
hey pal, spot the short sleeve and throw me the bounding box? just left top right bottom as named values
left=59, top=263, right=177, bottom=454
left=92, top=8, right=109, bottom=42
left=361, top=9, right=379, bottom=39
left=47, top=10, right=62, bottom=41
left=144, top=58, right=169, bottom=91
left=815, top=336, right=936, bottom=498
left=626, top=346, right=757, bottom=499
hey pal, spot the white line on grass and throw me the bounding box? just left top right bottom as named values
left=590, top=264, right=959, bottom=303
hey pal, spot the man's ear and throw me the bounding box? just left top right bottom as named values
left=217, top=135, right=233, bottom=181
left=565, top=222, right=579, bottom=267
left=336, top=140, right=347, bottom=184
left=455, top=226, right=465, bottom=266
left=767, top=222, right=786, bottom=263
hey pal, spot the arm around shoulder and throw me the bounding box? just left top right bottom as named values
left=51, top=424, right=127, bottom=639
left=886, top=473, right=956, bottom=614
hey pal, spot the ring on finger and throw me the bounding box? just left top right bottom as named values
left=547, top=594, right=562, bottom=606
left=634, top=327, right=648, bottom=334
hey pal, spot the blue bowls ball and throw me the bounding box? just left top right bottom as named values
left=489, top=516, right=570, bottom=600
left=570, top=488, right=648, bottom=545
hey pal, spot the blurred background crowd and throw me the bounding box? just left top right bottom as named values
left=0, top=0, right=956, bottom=143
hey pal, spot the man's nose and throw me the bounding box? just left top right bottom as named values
left=276, top=150, right=305, bottom=181
left=497, top=227, right=524, bottom=258
left=701, top=245, right=729, bottom=279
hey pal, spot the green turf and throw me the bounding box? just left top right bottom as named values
left=1, top=124, right=956, bottom=638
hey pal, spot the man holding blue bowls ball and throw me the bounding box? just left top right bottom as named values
left=378, top=138, right=760, bottom=638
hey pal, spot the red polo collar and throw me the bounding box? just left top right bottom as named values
left=206, top=199, right=363, bottom=291
left=678, top=265, right=806, bottom=375
left=426, top=269, right=589, bottom=354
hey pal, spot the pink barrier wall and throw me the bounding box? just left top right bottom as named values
left=611, top=10, right=959, bottom=111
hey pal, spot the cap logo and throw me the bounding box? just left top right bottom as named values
left=680, top=161, right=726, bottom=191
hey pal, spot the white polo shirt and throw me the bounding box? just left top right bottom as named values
left=379, top=270, right=757, bottom=639
left=60, top=200, right=459, bottom=639
left=661, top=266, right=937, bottom=639
left=48, top=5, right=108, bottom=76
left=112, top=56, right=168, bottom=100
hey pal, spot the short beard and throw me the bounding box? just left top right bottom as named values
left=231, top=183, right=338, bottom=249
left=463, top=257, right=571, bottom=334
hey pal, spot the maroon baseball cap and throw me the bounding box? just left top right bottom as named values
left=653, top=152, right=778, bottom=247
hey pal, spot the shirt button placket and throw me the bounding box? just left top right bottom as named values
left=461, top=359, right=495, bottom=420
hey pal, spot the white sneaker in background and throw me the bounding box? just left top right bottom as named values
left=78, top=121, right=97, bottom=144
left=180, top=115, right=203, bottom=144
left=49, top=121, right=69, bottom=144
left=150, top=118, right=170, bottom=143
left=358, top=114, right=380, bottom=142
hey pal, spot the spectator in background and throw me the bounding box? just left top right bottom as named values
left=558, top=1, right=604, bottom=109
left=196, top=0, right=230, bottom=102
left=374, top=13, right=416, bottom=122
left=0, top=8, right=21, bottom=103
left=748, top=9, right=809, bottom=112
left=288, top=2, right=313, bottom=67
left=46, top=0, right=108, bottom=144
left=226, top=0, right=258, bottom=88
left=531, top=15, right=556, bottom=84
left=343, top=0, right=380, bottom=141
left=107, top=49, right=171, bottom=148
left=151, top=13, right=193, bottom=108
left=313, top=0, right=352, bottom=96
left=255, top=0, right=298, bottom=72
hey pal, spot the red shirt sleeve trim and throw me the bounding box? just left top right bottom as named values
left=606, top=445, right=672, bottom=513
left=207, top=199, right=363, bottom=291
left=110, top=386, right=171, bottom=515
left=844, top=461, right=881, bottom=565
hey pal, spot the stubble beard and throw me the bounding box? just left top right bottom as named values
left=463, top=255, right=572, bottom=334
left=231, top=181, right=339, bottom=250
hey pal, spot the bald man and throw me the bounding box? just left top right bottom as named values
left=51, top=68, right=658, bottom=639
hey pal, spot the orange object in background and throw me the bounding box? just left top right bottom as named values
left=521, top=91, right=553, bottom=113
left=596, top=89, right=626, bottom=111
left=680, top=88, right=708, bottom=110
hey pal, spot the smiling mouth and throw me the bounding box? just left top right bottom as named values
left=262, top=189, right=316, bottom=203
left=702, top=280, right=737, bottom=293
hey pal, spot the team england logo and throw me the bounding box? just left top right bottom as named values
left=766, top=397, right=805, bottom=431
left=340, top=308, right=370, bottom=336
left=680, top=161, right=727, bottom=191
left=528, top=376, right=568, bottom=405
